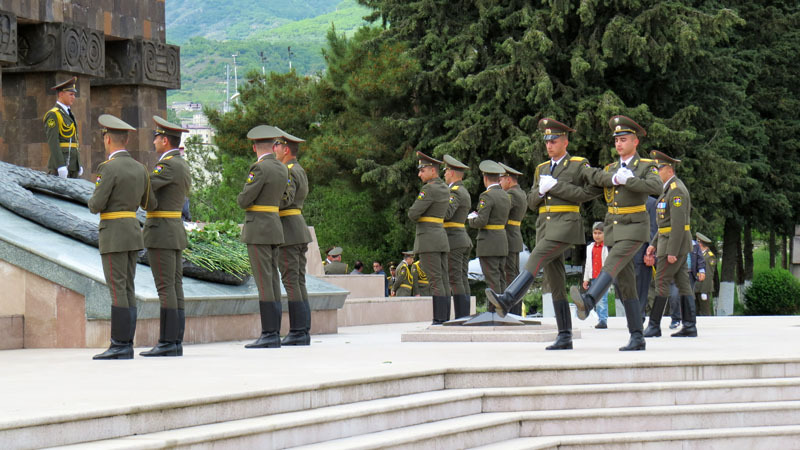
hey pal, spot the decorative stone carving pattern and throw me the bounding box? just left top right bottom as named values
left=94, top=38, right=179, bottom=89
left=9, top=23, right=103, bottom=76
left=0, top=11, right=17, bottom=64
left=142, top=40, right=179, bottom=86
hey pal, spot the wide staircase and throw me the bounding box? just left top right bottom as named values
left=7, top=358, right=800, bottom=449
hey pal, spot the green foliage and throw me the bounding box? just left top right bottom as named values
left=743, top=269, right=800, bottom=315
left=185, top=220, right=250, bottom=278
left=521, top=288, right=543, bottom=316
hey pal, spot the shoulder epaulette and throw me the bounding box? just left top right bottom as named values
left=570, top=156, right=586, bottom=162
left=163, top=155, right=174, bottom=160
left=670, top=182, right=677, bottom=190
left=708, top=251, right=715, bottom=257
left=537, top=161, right=549, bottom=168
left=639, top=158, right=655, bottom=163
left=451, top=185, right=459, bottom=191
left=42, top=107, right=62, bottom=122
left=288, top=163, right=294, bottom=169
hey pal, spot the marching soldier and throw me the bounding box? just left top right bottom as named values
left=469, top=160, right=511, bottom=312
left=695, top=232, right=717, bottom=316
left=443, top=155, right=472, bottom=318
left=643, top=150, right=697, bottom=337
left=89, top=114, right=153, bottom=360
left=43, top=76, right=83, bottom=178
left=392, top=252, right=415, bottom=296
left=499, top=162, right=527, bottom=316
left=571, top=115, right=662, bottom=351
left=237, top=125, right=289, bottom=349
left=408, top=152, right=451, bottom=324
left=487, top=118, right=594, bottom=350
left=323, top=247, right=348, bottom=274
left=275, top=129, right=313, bottom=346
left=140, top=116, right=191, bottom=357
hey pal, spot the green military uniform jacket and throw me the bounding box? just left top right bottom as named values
left=587, top=154, right=662, bottom=245
left=412, top=260, right=430, bottom=295
left=43, top=104, right=81, bottom=173
left=469, top=184, right=511, bottom=257
left=279, top=158, right=312, bottom=246
left=408, top=177, right=450, bottom=254
left=651, top=176, right=692, bottom=257
left=444, top=181, right=473, bottom=250
left=323, top=259, right=348, bottom=274
left=88, top=151, right=152, bottom=254
left=505, top=184, right=527, bottom=252
left=529, top=154, right=596, bottom=245
left=237, top=153, right=288, bottom=245
left=143, top=149, right=191, bottom=249
left=392, top=260, right=413, bottom=295
left=695, top=248, right=716, bottom=294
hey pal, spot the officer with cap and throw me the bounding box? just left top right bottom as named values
left=274, top=127, right=313, bottom=346
left=694, top=232, right=717, bottom=316
left=498, top=162, right=527, bottom=316
left=487, top=118, right=594, bottom=350
left=409, top=152, right=451, bottom=324
left=237, top=125, right=289, bottom=348
left=571, top=115, right=662, bottom=351
left=323, top=247, right=348, bottom=274
left=140, top=116, right=191, bottom=357
left=392, top=251, right=415, bottom=296
left=89, top=114, right=154, bottom=360
left=642, top=150, right=697, bottom=338
left=442, top=154, right=473, bottom=318
left=469, top=160, right=511, bottom=311
left=43, top=76, right=83, bottom=178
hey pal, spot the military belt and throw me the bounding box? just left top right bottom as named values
left=607, top=205, right=646, bottom=214
left=279, top=208, right=302, bottom=217
left=418, top=280, right=429, bottom=285
left=483, top=224, right=505, bottom=230
left=400, top=284, right=413, bottom=290
left=146, top=211, right=182, bottom=219
left=507, top=220, right=521, bottom=226
left=418, top=216, right=444, bottom=224
left=658, top=225, right=691, bottom=234
left=59, top=142, right=79, bottom=148
left=538, top=205, right=580, bottom=214
left=246, top=205, right=279, bottom=213
left=100, top=211, right=136, bottom=220
left=443, top=222, right=465, bottom=228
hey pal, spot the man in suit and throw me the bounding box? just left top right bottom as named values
left=487, top=118, right=594, bottom=350
left=391, top=251, right=415, bottom=296
left=43, top=77, right=83, bottom=178
left=140, top=116, right=191, bottom=357
left=323, top=247, right=348, bottom=274
left=499, top=162, right=527, bottom=316
left=571, top=115, right=662, bottom=351
left=237, top=125, right=289, bottom=349
left=408, top=152, right=451, bottom=324
left=469, top=160, right=511, bottom=312
left=443, top=155, right=472, bottom=318
left=89, top=114, right=153, bottom=360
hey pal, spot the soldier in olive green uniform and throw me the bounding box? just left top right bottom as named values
left=412, top=259, right=431, bottom=296
left=43, top=77, right=84, bottom=178
left=643, top=150, right=697, bottom=338
left=695, top=232, right=716, bottom=316
left=408, top=152, right=451, bottom=324
left=499, top=162, right=527, bottom=316
left=487, top=118, right=595, bottom=350
left=275, top=129, right=313, bottom=346
left=443, top=155, right=472, bottom=318
left=139, top=116, right=191, bottom=357
left=238, top=125, right=289, bottom=349
left=323, top=247, right=349, bottom=274
left=469, top=160, right=511, bottom=312
left=571, top=115, right=663, bottom=352
left=392, top=252, right=415, bottom=296
left=89, top=114, right=153, bottom=360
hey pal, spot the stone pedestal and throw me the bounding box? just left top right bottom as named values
left=718, top=282, right=735, bottom=316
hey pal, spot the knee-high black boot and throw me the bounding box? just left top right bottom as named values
left=452, top=294, right=470, bottom=319
left=282, top=301, right=311, bottom=346
left=570, top=271, right=613, bottom=320
left=176, top=309, right=185, bottom=356
left=432, top=296, right=451, bottom=325
left=94, top=306, right=134, bottom=360
left=246, top=301, right=281, bottom=348
left=546, top=300, right=573, bottom=350
left=619, top=300, right=646, bottom=351
left=672, top=295, right=698, bottom=337
left=485, top=270, right=535, bottom=318
left=644, top=296, right=668, bottom=337
left=140, top=309, right=179, bottom=356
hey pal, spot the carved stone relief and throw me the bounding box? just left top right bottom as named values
left=8, top=23, right=103, bottom=76
left=0, top=11, right=17, bottom=65
left=94, top=38, right=179, bottom=89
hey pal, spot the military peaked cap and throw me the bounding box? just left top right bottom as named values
left=98, top=114, right=135, bottom=133
left=443, top=154, right=469, bottom=171
left=478, top=160, right=505, bottom=175
left=498, top=162, right=522, bottom=176
left=417, top=151, right=442, bottom=169
left=650, top=150, right=681, bottom=167
left=538, top=118, right=575, bottom=141
left=52, top=76, right=78, bottom=93
left=153, top=115, right=188, bottom=138
left=328, top=247, right=343, bottom=256
left=247, top=125, right=286, bottom=143
left=402, top=250, right=415, bottom=257
left=275, top=126, right=306, bottom=143
left=696, top=232, right=713, bottom=245
left=609, top=115, right=646, bottom=137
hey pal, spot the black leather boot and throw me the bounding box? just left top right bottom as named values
left=246, top=301, right=281, bottom=348
left=485, top=270, right=535, bottom=318
left=431, top=296, right=451, bottom=325
left=176, top=309, right=186, bottom=356
left=672, top=295, right=698, bottom=337
left=546, top=300, right=573, bottom=350
left=644, top=296, right=668, bottom=337
left=94, top=306, right=134, bottom=360
left=140, top=309, right=179, bottom=356
left=570, top=271, right=612, bottom=320
left=282, top=301, right=310, bottom=346
left=619, top=299, right=646, bottom=351
left=452, top=294, right=470, bottom=319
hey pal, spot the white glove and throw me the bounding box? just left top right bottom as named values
left=538, top=175, right=558, bottom=195
left=467, top=211, right=479, bottom=220
left=613, top=168, right=634, bottom=185
left=78, top=166, right=84, bottom=177
left=701, top=293, right=708, bottom=300
left=57, top=166, right=68, bottom=178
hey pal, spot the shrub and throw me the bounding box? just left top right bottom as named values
left=743, top=269, right=800, bottom=315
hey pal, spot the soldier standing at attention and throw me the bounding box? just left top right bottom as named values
left=408, top=152, right=451, bottom=324
left=391, top=251, right=415, bottom=296
left=487, top=118, right=594, bottom=350
left=469, top=160, right=511, bottom=312
left=275, top=129, right=313, bottom=346
left=571, top=115, right=663, bottom=351
left=140, top=116, right=191, bottom=357
left=237, top=125, right=289, bottom=349
left=89, top=114, right=153, bottom=360
left=43, top=77, right=83, bottom=178
left=499, top=162, right=527, bottom=316
left=643, top=151, right=697, bottom=338
left=442, top=155, right=472, bottom=319
left=323, top=247, right=348, bottom=274
left=412, top=259, right=430, bottom=296
left=695, top=232, right=717, bottom=316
